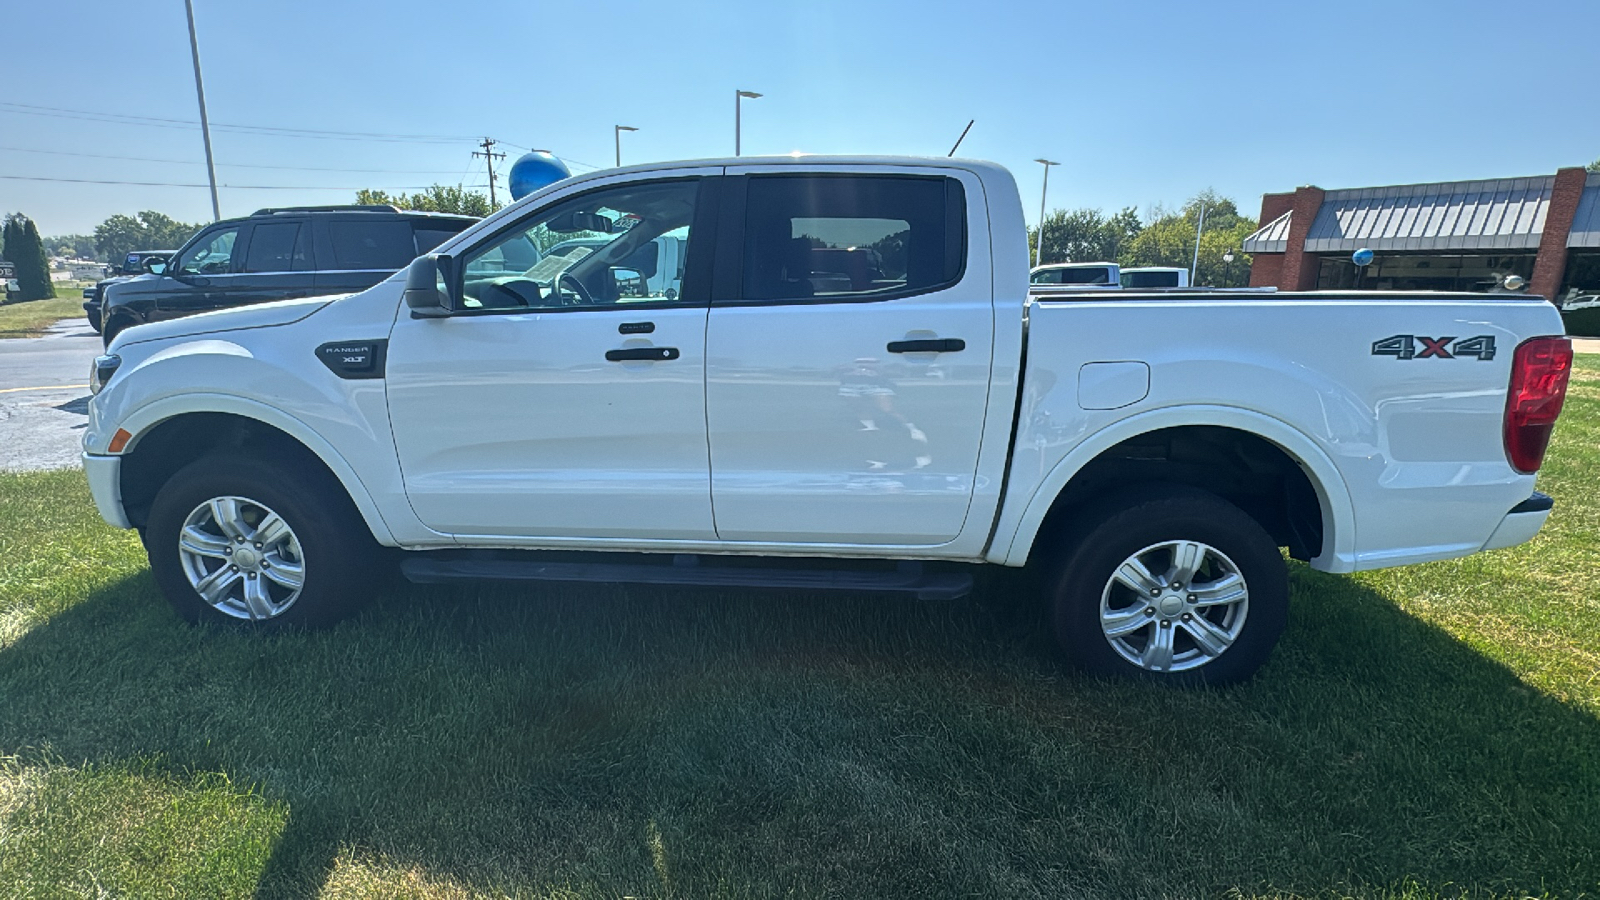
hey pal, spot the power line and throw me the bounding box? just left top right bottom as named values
left=0, top=144, right=475, bottom=175
left=0, top=173, right=439, bottom=190
left=0, top=101, right=475, bottom=144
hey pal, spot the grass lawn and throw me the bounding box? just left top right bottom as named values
left=0, top=291, right=90, bottom=339
left=1, top=359, right=1597, bottom=899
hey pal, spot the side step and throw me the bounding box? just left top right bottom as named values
left=399, top=554, right=974, bottom=601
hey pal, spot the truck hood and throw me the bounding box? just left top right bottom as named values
left=113, top=295, right=345, bottom=349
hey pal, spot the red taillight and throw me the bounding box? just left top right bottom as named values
left=1504, top=336, right=1573, bottom=473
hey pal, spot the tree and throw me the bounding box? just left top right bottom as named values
left=1028, top=206, right=1143, bottom=266
left=4, top=214, right=56, bottom=301
left=93, top=211, right=201, bottom=262
left=45, top=234, right=101, bottom=260
left=356, top=184, right=494, bottom=217
left=1588, top=158, right=1600, bottom=173
left=1120, top=190, right=1257, bottom=287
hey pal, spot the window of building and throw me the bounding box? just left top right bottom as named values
left=1316, top=253, right=1536, bottom=293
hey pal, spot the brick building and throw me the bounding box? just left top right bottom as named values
left=1243, top=167, right=1600, bottom=305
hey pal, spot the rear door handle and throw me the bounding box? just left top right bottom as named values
left=605, top=346, right=680, bottom=362
left=887, top=338, right=965, bottom=354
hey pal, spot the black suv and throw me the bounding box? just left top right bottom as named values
left=100, top=205, right=477, bottom=346
left=84, top=251, right=174, bottom=333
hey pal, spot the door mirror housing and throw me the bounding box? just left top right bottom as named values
left=404, top=254, right=457, bottom=318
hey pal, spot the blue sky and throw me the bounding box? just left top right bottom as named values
left=3, top=0, right=1596, bottom=237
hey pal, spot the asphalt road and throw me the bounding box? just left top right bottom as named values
left=0, top=319, right=100, bottom=471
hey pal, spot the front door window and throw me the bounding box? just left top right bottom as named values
left=174, top=227, right=241, bottom=276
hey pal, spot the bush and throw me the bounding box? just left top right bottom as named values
left=1562, top=306, right=1600, bottom=337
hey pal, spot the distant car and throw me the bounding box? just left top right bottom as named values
left=1120, top=266, right=1189, bottom=289
left=84, top=251, right=174, bottom=333
left=1029, top=262, right=1120, bottom=287
left=1560, top=293, right=1599, bottom=312
left=99, top=205, right=477, bottom=346
left=1, top=261, right=16, bottom=301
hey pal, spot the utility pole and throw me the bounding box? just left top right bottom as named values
left=1190, top=201, right=1208, bottom=285
left=183, top=0, right=220, bottom=221
left=473, top=137, right=506, bottom=207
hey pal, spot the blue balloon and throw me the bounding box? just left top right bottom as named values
left=1352, top=248, right=1375, bottom=267
left=508, top=151, right=572, bottom=201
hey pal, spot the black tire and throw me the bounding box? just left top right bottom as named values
left=87, top=309, right=102, bottom=334
left=101, top=317, right=130, bottom=348
left=146, top=452, right=380, bottom=631
left=1047, top=485, right=1287, bottom=686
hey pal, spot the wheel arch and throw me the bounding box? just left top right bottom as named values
left=114, top=396, right=397, bottom=545
left=991, top=406, right=1357, bottom=572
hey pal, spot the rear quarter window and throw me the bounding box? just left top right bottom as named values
left=328, top=220, right=417, bottom=270
left=414, top=221, right=473, bottom=254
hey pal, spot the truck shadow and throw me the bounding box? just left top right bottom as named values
left=0, top=565, right=1595, bottom=898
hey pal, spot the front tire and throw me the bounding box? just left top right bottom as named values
left=146, top=453, right=379, bottom=630
left=1048, top=486, right=1287, bottom=686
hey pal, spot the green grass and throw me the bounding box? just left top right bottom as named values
left=2, top=361, right=1599, bottom=899
left=0, top=293, right=88, bottom=338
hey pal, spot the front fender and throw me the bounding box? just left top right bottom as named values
left=988, top=404, right=1358, bottom=573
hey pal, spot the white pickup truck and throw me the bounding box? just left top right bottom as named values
left=83, top=156, right=1575, bottom=684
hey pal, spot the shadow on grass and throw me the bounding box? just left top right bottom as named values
left=0, top=564, right=1596, bottom=898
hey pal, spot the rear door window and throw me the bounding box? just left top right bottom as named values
left=415, top=221, right=474, bottom=254
left=328, top=220, right=416, bottom=270
left=242, top=222, right=302, bottom=273
left=737, top=175, right=965, bottom=303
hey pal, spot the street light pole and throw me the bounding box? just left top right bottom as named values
left=735, top=90, right=762, bottom=156
left=614, top=125, right=638, bottom=168
left=182, top=0, right=220, bottom=222
left=1223, top=249, right=1236, bottom=287
left=1033, top=158, right=1059, bottom=268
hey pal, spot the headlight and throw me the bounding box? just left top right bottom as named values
left=90, top=354, right=121, bottom=395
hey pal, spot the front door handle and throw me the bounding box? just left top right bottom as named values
left=606, top=346, right=680, bottom=362
left=887, top=338, right=965, bottom=354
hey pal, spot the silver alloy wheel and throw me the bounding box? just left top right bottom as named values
left=177, top=495, right=306, bottom=621
left=1099, top=539, right=1249, bottom=673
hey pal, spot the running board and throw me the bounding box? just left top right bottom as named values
left=399, top=554, right=973, bottom=601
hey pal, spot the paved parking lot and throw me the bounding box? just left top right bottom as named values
left=0, top=319, right=100, bottom=471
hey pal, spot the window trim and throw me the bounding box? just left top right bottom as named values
left=435, top=175, right=718, bottom=319
left=710, top=172, right=969, bottom=308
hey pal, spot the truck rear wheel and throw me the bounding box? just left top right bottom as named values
left=1048, top=486, right=1287, bottom=685
left=145, top=453, right=378, bottom=631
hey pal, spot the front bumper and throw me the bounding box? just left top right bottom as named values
left=83, top=453, right=130, bottom=529
left=1481, top=492, right=1553, bottom=552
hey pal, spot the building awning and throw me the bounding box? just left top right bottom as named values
left=1304, top=176, right=1553, bottom=253
left=1242, top=211, right=1292, bottom=253
left=1568, top=173, right=1600, bottom=248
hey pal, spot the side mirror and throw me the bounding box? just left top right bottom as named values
left=610, top=266, right=646, bottom=298
left=143, top=257, right=167, bottom=275
left=403, top=254, right=455, bottom=317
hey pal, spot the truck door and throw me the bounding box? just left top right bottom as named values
left=232, top=219, right=316, bottom=306
left=385, top=172, right=721, bottom=540
left=704, top=166, right=995, bottom=545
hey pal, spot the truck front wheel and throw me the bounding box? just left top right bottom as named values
left=145, top=453, right=378, bottom=630
left=1048, top=486, right=1288, bottom=685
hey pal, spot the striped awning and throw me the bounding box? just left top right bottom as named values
left=1242, top=211, right=1292, bottom=253
left=1303, top=177, right=1552, bottom=252
left=1568, top=173, right=1600, bottom=248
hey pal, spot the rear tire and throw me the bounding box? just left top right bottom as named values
left=87, top=309, right=102, bottom=334
left=146, top=452, right=379, bottom=631
left=1047, top=485, right=1287, bottom=686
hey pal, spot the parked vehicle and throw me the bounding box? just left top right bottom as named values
left=84, top=156, right=1573, bottom=685
left=1030, top=261, right=1120, bottom=287
left=1120, top=266, right=1189, bottom=289
left=84, top=251, right=174, bottom=334
left=1, top=261, right=16, bottom=301
left=97, top=206, right=476, bottom=346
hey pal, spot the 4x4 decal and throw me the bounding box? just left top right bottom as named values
left=1372, top=334, right=1496, bottom=361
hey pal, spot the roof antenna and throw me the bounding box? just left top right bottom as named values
left=948, top=120, right=974, bottom=157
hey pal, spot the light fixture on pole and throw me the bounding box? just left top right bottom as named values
left=614, top=125, right=638, bottom=168
left=735, top=90, right=762, bottom=156
left=1223, top=249, right=1236, bottom=286
left=1033, top=158, right=1059, bottom=268
left=183, top=0, right=220, bottom=221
